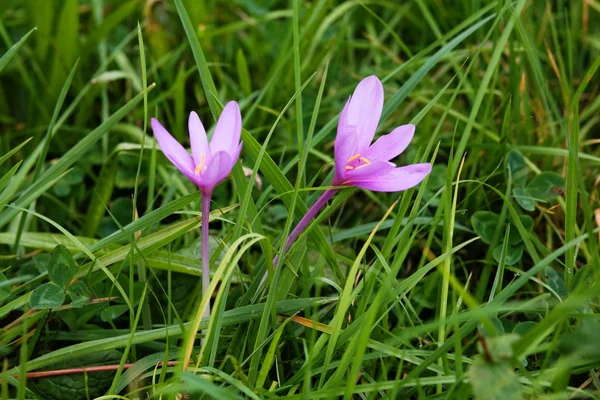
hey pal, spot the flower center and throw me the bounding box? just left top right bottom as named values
left=345, top=153, right=371, bottom=171
left=194, top=153, right=207, bottom=176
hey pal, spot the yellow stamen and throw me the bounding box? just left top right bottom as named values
left=353, top=156, right=372, bottom=170
left=347, top=153, right=361, bottom=163
left=194, top=153, right=206, bottom=176
left=345, top=153, right=372, bottom=171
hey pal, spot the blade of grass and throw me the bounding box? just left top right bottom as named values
left=292, top=0, right=305, bottom=182
left=2, top=298, right=334, bottom=376
left=243, top=72, right=321, bottom=385
left=12, top=59, right=80, bottom=251
left=174, top=0, right=219, bottom=119
left=0, top=138, right=32, bottom=167
left=0, top=84, right=155, bottom=229
left=565, top=54, right=600, bottom=289
left=0, top=26, right=36, bottom=73
left=452, top=0, right=526, bottom=174
left=437, top=155, right=466, bottom=391
left=319, top=200, right=398, bottom=387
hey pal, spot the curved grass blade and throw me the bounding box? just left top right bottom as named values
left=0, top=26, right=36, bottom=73
left=4, top=297, right=335, bottom=375
left=173, top=0, right=219, bottom=119
left=0, top=84, right=156, bottom=229
left=0, top=138, right=32, bottom=167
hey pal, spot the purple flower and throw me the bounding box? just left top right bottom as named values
left=151, top=101, right=242, bottom=195
left=151, top=101, right=243, bottom=320
left=272, top=76, right=431, bottom=270
left=332, top=75, right=431, bottom=191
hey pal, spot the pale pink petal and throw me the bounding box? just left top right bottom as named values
left=334, top=100, right=357, bottom=183
left=230, top=142, right=242, bottom=166
left=347, top=76, right=384, bottom=152
left=344, top=160, right=395, bottom=181
left=210, top=101, right=241, bottom=156
left=151, top=118, right=196, bottom=181
left=189, top=111, right=210, bottom=166
left=337, top=97, right=352, bottom=128
left=362, top=124, right=415, bottom=162
left=200, top=151, right=232, bottom=189
left=350, top=163, right=432, bottom=192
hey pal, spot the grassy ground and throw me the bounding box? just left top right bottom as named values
left=1, top=0, right=600, bottom=398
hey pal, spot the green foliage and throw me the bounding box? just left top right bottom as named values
left=0, top=27, right=36, bottom=73
left=560, top=321, right=600, bottom=359
left=544, top=266, right=568, bottom=298
left=507, top=150, right=566, bottom=212
left=471, top=211, right=533, bottom=265
left=527, top=172, right=566, bottom=202
left=47, top=245, right=76, bottom=289
left=0, top=273, right=9, bottom=302
left=29, top=283, right=65, bottom=310
left=66, top=281, right=91, bottom=308
left=28, top=350, right=123, bottom=400
left=468, top=335, right=523, bottom=400
left=492, top=244, right=523, bottom=266
left=471, top=211, right=499, bottom=245
left=505, top=149, right=528, bottom=187
left=29, top=245, right=91, bottom=310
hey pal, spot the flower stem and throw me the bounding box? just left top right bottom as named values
left=201, top=192, right=212, bottom=319
left=273, top=188, right=338, bottom=267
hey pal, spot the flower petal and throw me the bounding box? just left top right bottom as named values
left=189, top=111, right=210, bottom=166
left=347, top=75, right=384, bottom=152
left=151, top=118, right=196, bottom=181
left=344, top=160, right=395, bottom=181
left=231, top=142, right=242, bottom=165
left=334, top=109, right=358, bottom=183
left=362, top=124, right=415, bottom=162
left=350, top=163, right=432, bottom=192
left=334, top=129, right=356, bottom=184
left=201, top=151, right=233, bottom=189
left=210, top=101, right=241, bottom=156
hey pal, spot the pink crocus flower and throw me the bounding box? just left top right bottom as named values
left=151, top=101, right=242, bottom=317
left=274, top=76, right=431, bottom=266
left=151, top=101, right=242, bottom=195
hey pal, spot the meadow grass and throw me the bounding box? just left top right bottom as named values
left=1, top=0, right=600, bottom=399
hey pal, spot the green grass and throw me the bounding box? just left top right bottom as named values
left=1, top=0, right=600, bottom=399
